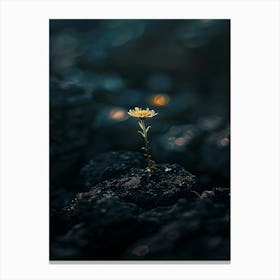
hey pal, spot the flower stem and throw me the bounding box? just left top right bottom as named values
left=138, top=119, right=155, bottom=171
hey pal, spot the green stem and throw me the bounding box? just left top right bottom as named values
left=138, top=119, right=155, bottom=171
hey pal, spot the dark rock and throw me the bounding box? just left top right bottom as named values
left=52, top=187, right=230, bottom=260
left=123, top=193, right=230, bottom=260
left=50, top=151, right=229, bottom=260
left=123, top=216, right=201, bottom=260
left=51, top=195, right=140, bottom=260
left=81, top=151, right=146, bottom=187
left=64, top=194, right=140, bottom=225
left=81, top=163, right=196, bottom=209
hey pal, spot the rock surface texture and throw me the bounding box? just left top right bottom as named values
left=50, top=151, right=230, bottom=260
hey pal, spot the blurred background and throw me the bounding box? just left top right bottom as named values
left=50, top=19, right=230, bottom=209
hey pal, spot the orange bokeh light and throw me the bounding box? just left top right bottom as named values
left=150, top=94, right=170, bottom=106
left=109, top=108, right=127, bottom=120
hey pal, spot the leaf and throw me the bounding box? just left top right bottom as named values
left=146, top=126, right=151, bottom=133
left=138, top=131, right=145, bottom=138
left=138, top=121, right=145, bottom=131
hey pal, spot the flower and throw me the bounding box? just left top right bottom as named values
left=128, top=107, right=158, bottom=119
left=128, top=107, right=158, bottom=171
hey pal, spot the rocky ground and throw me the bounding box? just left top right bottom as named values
left=50, top=151, right=230, bottom=260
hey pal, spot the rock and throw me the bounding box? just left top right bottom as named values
left=81, top=151, right=146, bottom=187
left=123, top=193, right=230, bottom=260
left=81, top=163, right=196, bottom=209
left=51, top=186, right=230, bottom=260
left=64, top=194, right=140, bottom=225
left=51, top=195, right=140, bottom=260
left=50, top=151, right=229, bottom=260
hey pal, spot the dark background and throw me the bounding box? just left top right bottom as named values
left=50, top=19, right=230, bottom=211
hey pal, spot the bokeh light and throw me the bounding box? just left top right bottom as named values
left=109, top=108, right=128, bottom=121
left=149, top=93, right=170, bottom=107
